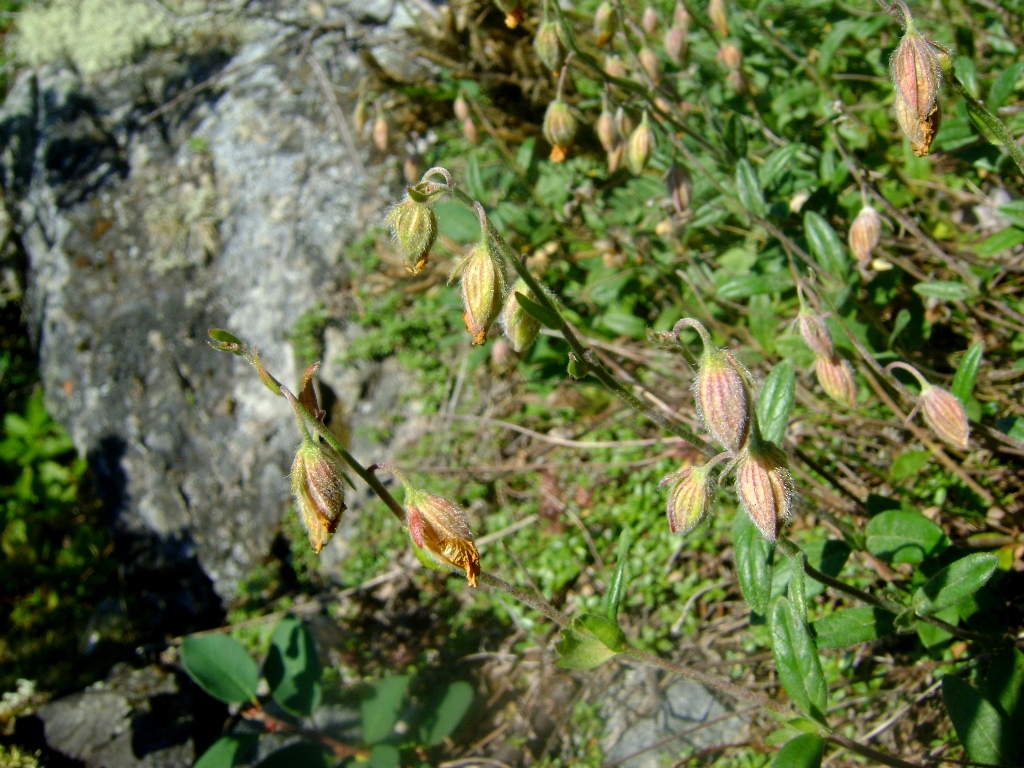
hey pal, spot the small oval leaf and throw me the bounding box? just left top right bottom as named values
left=803, top=212, right=848, bottom=279
left=951, top=342, right=984, bottom=405
left=865, top=510, right=950, bottom=564
left=771, top=733, right=825, bottom=768
left=912, top=280, right=978, bottom=301
left=734, top=512, right=775, bottom=615
left=811, top=607, right=896, bottom=649
left=181, top=634, right=259, bottom=704
left=758, top=360, right=795, bottom=444
left=736, top=159, right=766, bottom=217
left=913, top=553, right=999, bottom=616
left=771, top=597, right=827, bottom=721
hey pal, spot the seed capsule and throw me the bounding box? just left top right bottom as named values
left=708, top=0, right=729, bottom=37
left=534, top=19, right=563, bottom=71
left=735, top=436, right=794, bottom=541
left=814, top=355, right=857, bottom=408
left=920, top=385, right=969, bottom=450
left=595, top=2, right=616, bottom=47
left=890, top=27, right=943, bottom=156
left=291, top=439, right=346, bottom=554
left=456, top=243, right=506, bottom=344
left=661, top=461, right=718, bottom=534
left=627, top=111, right=656, bottom=175
left=500, top=278, right=542, bottom=353
left=386, top=194, right=438, bottom=274
left=543, top=98, right=578, bottom=162
left=798, top=310, right=834, bottom=358
left=849, top=205, right=882, bottom=263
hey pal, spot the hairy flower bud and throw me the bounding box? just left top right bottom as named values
left=291, top=439, right=346, bottom=554
left=920, top=385, right=969, bottom=450
left=717, top=41, right=742, bottom=71
left=660, top=462, right=718, bottom=534
left=372, top=114, right=389, bottom=151
left=354, top=99, right=369, bottom=133
left=607, top=140, right=626, bottom=173
left=605, top=54, right=627, bottom=79
left=500, top=278, right=542, bottom=353
left=798, top=310, right=834, bottom=358
left=673, top=1, right=692, bottom=34
left=543, top=98, right=578, bottom=162
left=815, top=355, right=857, bottom=408
left=595, top=2, right=616, bottom=47
left=664, top=26, right=686, bottom=65
left=462, top=116, right=478, bottom=145
left=386, top=194, right=438, bottom=274
left=735, top=436, right=794, bottom=541
left=890, top=28, right=943, bottom=156
left=638, top=46, right=662, bottom=84
left=627, top=112, right=656, bottom=175
left=708, top=0, right=729, bottom=37
left=667, top=162, right=692, bottom=215
left=402, top=484, right=481, bottom=587
left=453, top=94, right=470, bottom=122
left=642, top=5, right=659, bottom=34
left=849, top=205, right=882, bottom=263
left=595, top=96, right=616, bottom=152
left=455, top=242, right=506, bottom=344
left=534, top=19, right=563, bottom=71
left=678, top=318, right=751, bottom=452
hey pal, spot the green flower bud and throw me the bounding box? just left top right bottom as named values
left=594, top=2, right=616, bottom=47
left=626, top=111, right=656, bottom=175
left=638, top=46, right=661, bottom=84
left=534, top=19, right=563, bottom=71
left=660, top=462, right=717, bottom=534
left=543, top=98, right=578, bottom=162
left=386, top=194, right=438, bottom=274
left=708, top=0, right=728, bottom=37
left=500, top=278, right=542, bottom=353
left=673, top=2, right=692, bottom=34
left=457, top=242, right=506, bottom=345
left=798, top=310, right=834, bottom=359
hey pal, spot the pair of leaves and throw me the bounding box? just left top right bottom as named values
left=361, top=675, right=474, bottom=748
left=555, top=614, right=628, bottom=670
left=944, top=648, right=1024, bottom=766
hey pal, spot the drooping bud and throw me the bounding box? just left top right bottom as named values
left=462, top=116, right=478, bottom=144
left=638, top=46, right=662, bottom=84
left=372, top=113, right=389, bottom=151
left=627, top=111, right=656, bottom=175
left=667, top=161, right=692, bottom=215
left=642, top=6, right=659, bottom=34
left=453, top=93, right=470, bottom=122
left=386, top=193, right=438, bottom=274
left=849, top=205, right=882, bottom=263
left=798, top=310, right=834, bottom=358
left=708, top=0, right=729, bottom=37
left=543, top=98, right=578, bottom=162
left=594, top=2, right=616, bottom=47
left=814, top=355, right=857, bottom=408
left=454, top=241, right=506, bottom=344
left=500, top=277, right=542, bottom=353
left=660, top=455, right=727, bottom=534
left=673, top=2, right=692, bottom=34
left=607, top=140, right=626, bottom=173
left=735, top=430, right=794, bottom=541
left=664, top=26, right=686, bottom=65
left=887, top=361, right=970, bottom=450
left=677, top=318, right=752, bottom=453
left=615, top=106, right=634, bottom=139
left=890, top=25, right=943, bottom=156
left=291, top=438, right=347, bottom=554
left=354, top=99, right=369, bottom=133
left=534, top=19, right=563, bottom=71
left=717, top=41, right=742, bottom=71
left=605, top=54, right=627, bottom=79
left=595, top=95, right=617, bottom=152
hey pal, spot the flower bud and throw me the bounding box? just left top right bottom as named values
left=456, top=242, right=506, bottom=344
left=717, top=41, right=742, bottom=71
left=667, top=161, right=692, bottom=215
left=500, top=278, right=542, bottom=353
left=595, top=2, right=616, bottom=47
left=605, top=54, right=627, bottom=79
left=735, top=436, right=794, bottom=541
left=453, top=94, right=470, bottom=122
left=614, top=106, right=634, bottom=139
left=291, top=439, right=346, bottom=554
left=920, top=385, right=969, bottom=450
left=642, top=6, right=659, bottom=34
left=673, top=2, right=692, bottom=34
left=798, top=310, right=834, bottom=358
left=638, top=46, right=661, bottom=84
left=595, top=96, right=617, bottom=152
left=462, top=116, right=478, bottom=144
left=354, top=99, right=369, bottom=133
left=814, top=355, right=857, bottom=408
left=708, top=0, right=729, bottom=37
left=849, top=205, right=881, bottom=263
left=725, top=69, right=746, bottom=93
left=534, top=19, right=563, bottom=71
left=401, top=484, right=481, bottom=587
left=627, top=112, right=656, bottom=175
left=664, top=26, right=686, bottom=65
left=505, top=4, right=525, bottom=28
left=890, top=28, right=943, bottom=156
left=372, top=114, right=389, bottom=151
left=660, top=462, right=717, bottom=534
left=607, top=140, right=626, bottom=173
left=678, top=318, right=751, bottom=452
left=543, top=98, right=578, bottom=162
left=386, top=194, right=438, bottom=274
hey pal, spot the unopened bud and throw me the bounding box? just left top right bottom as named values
left=501, top=278, right=542, bottom=353
left=890, top=27, right=943, bottom=156
left=456, top=242, right=506, bottom=344
left=638, top=46, right=662, bottom=84
left=849, top=205, right=881, bottom=263
left=354, top=99, right=369, bottom=133
left=386, top=194, right=438, bottom=274
left=627, top=111, right=656, bottom=175
left=708, top=0, right=729, bottom=37
left=291, top=439, right=346, bottom=554
left=920, top=385, right=969, bottom=450
left=454, top=94, right=470, bottom=121
left=667, top=162, right=692, bottom=215
left=642, top=6, right=659, bottom=35
left=673, top=2, right=692, bottom=34
left=725, top=69, right=746, bottom=93
left=798, top=310, right=834, bottom=358
left=462, top=116, right=478, bottom=144
left=534, top=20, right=563, bottom=71
left=664, top=26, right=686, bottom=65
left=735, top=435, right=794, bottom=541
left=615, top=106, right=634, bottom=139
left=372, top=114, right=389, bottom=151
left=595, top=2, right=616, bottom=47
left=815, top=355, right=857, bottom=408
left=605, top=54, right=627, bottom=79
left=595, top=96, right=617, bottom=152
left=661, top=461, right=718, bottom=534
left=717, top=41, right=742, bottom=71
left=677, top=318, right=751, bottom=452
left=543, top=98, right=578, bottom=162
left=607, top=140, right=626, bottom=173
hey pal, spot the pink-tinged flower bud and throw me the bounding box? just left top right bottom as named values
left=814, top=355, right=857, bottom=408
left=638, top=46, right=662, bottom=84
left=725, top=69, right=746, bottom=93
left=291, top=439, right=346, bottom=554
left=890, top=28, right=943, bottom=156
left=735, top=436, right=794, bottom=541
left=605, top=54, right=627, bottom=79
left=627, top=112, right=656, bottom=175
left=849, top=205, right=881, bottom=263
left=455, top=242, right=506, bottom=345
left=664, top=26, right=686, bottom=65
left=607, top=140, right=626, bottom=173
left=798, top=310, right=834, bottom=358
left=673, top=2, right=692, bottom=34
left=453, top=94, right=470, bottom=122
left=642, top=6, right=659, bottom=34
left=667, top=161, right=692, bottom=215
left=534, top=19, right=563, bottom=71
left=386, top=194, right=438, bottom=274
left=462, top=116, right=478, bottom=145
left=543, top=98, right=578, bottom=162
left=708, top=0, right=729, bottom=37
left=372, top=114, right=389, bottom=151
left=716, top=41, right=742, bottom=71
left=595, top=95, right=616, bottom=152
left=660, top=459, right=722, bottom=534
left=500, top=278, right=542, bottom=353
left=920, top=385, right=969, bottom=450
left=595, top=2, right=616, bottom=47
left=677, top=318, right=752, bottom=452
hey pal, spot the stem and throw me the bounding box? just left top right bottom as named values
left=826, top=732, right=923, bottom=768
left=886, top=361, right=930, bottom=392
left=477, top=570, right=571, bottom=626
left=947, top=73, right=1024, bottom=178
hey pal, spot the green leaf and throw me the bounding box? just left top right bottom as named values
left=771, top=597, right=827, bottom=721
left=180, top=635, right=259, bottom=704
left=865, top=509, right=950, bottom=564
left=733, top=512, right=775, bottom=616
left=255, top=742, right=330, bottom=768
left=943, top=675, right=1006, bottom=765
left=724, top=114, right=747, bottom=160
left=811, top=607, right=896, bottom=649
left=421, top=681, right=474, bottom=745
left=515, top=291, right=564, bottom=330
left=951, top=342, right=984, bottom=405
left=717, top=272, right=794, bottom=300
left=771, top=733, right=825, bottom=768
left=889, top=450, right=931, bottom=483
left=264, top=617, right=322, bottom=718
left=787, top=551, right=808, bottom=624
left=917, top=606, right=958, bottom=648
left=515, top=137, right=536, bottom=173
left=362, top=675, right=410, bottom=744
left=966, top=98, right=1006, bottom=147
left=194, top=735, right=257, bottom=768
left=606, top=529, right=633, bottom=621
left=912, top=281, right=978, bottom=302
left=555, top=627, right=618, bottom=670
left=773, top=540, right=851, bottom=601
left=736, top=159, right=766, bottom=217
left=580, top=614, right=628, bottom=652
left=465, top=153, right=486, bottom=202
left=434, top=201, right=480, bottom=243
left=988, top=62, right=1024, bottom=109
left=974, top=226, right=1024, bottom=256
left=368, top=745, right=401, bottom=768
left=803, top=212, right=848, bottom=279
left=985, top=647, right=1024, bottom=730
left=913, top=553, right=999, bottom=616
left=758, top=360, right=795, bottom=444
